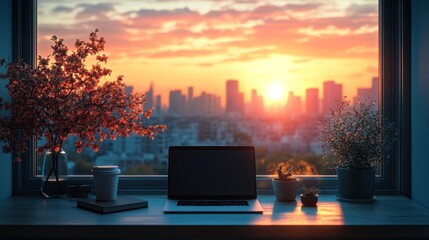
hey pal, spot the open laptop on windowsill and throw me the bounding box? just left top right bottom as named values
left=164, top=146, right=263, bottom=213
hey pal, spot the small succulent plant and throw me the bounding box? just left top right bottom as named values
left=301, top=186, right=319, bottom=196
left=277, top=166, right=295, bottom=181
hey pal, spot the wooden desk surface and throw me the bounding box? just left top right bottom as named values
left=1, top=195, right=429, bottom=240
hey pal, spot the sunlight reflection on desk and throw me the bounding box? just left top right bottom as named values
left=256, top=200, right=344, bottom=225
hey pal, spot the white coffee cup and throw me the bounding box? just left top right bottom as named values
left=92, top=166, right=121, bottom=201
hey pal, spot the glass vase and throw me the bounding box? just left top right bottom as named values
left=41, top=148, right=69, bottom=198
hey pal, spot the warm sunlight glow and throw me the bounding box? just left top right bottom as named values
left=37, top=0, right=379, bottom=107
left=253, top=201, right=344, bottom=225
left=265, top=82, right=286, bottom=104
left=35, top=0, right=379, bottom=176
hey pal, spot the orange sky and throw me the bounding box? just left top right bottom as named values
left=37, top=0, right=378, bottom=108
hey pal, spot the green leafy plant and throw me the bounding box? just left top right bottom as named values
left=301, top=186, right=319, bottom=196
left=319, top=97, right=397, bottom=169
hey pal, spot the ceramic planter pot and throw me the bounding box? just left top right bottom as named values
left=337, top=167, right=375, bottom=201
left=272, top=178, right=299, bottom=202
left=300, top=194, right=318, bottom=207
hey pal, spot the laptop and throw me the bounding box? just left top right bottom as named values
left=164, top=146, right=263, bottom=213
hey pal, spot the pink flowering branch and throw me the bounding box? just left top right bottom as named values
left=0, top=29, right=166, bottom=162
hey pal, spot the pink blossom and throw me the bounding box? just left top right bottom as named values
left=0, top=30, right=166, bottom=162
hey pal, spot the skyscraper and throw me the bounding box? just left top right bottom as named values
left=187, top=86, right=194, bottom=116
left=188, top=86, right=194, bottom=100
left=192, top=91, right=222, bottom=116
left=306, top=88, right=319, bottom=115
left=286, top=91, right=302, bottom=115
left=154, top=94, right=162, bottom=117
left=169, top=90, right=186, bottom=116
left=250, top=89, right=264, bottom=116
left=226, top=80, right=244, bottom=115
left=239, top=92, right=244, bottom=114
left=145, top=82, right=154, bottom=112
left=357, top=88, right=372, bottom=100
left=355, top=76, right=378, bottom=110
left=323, top=80, right=343, bottom=114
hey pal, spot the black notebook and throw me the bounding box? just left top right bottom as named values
left=77, top=196, right=148, bottom=214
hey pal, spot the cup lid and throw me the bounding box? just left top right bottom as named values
left=92, top=165, right=120, bottom=173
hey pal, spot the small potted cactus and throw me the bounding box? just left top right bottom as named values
left=300, top=186, right=319, bottom=207
left=272, top=166, right=300, bottom=202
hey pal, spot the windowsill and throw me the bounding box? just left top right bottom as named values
left=1, top=195, right=429, bottom=240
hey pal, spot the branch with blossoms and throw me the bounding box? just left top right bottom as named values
left=0, top=29, right=166, bottom=162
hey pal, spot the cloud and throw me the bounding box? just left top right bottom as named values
left=52, top=6, right=74, bottom=13
left=298, top=25, right=351, bottom=37
left=136, top=7, right=196, bottom=18
left=196, top=62, right=215, bottom=67
left=236, top=0, right=261, bottom=3
left=204, top=9, right=244, bottom=18
left=347, top=3, right=377, bottom=17
left=346, top=46, right=378, bottom=54
left=75, top=3, right=116, bottom=19
left=293, top=58, right=310, bottom=64
left=148, top=49, right=219, bottom=58
left=38, top=1, right=379, bottom=66
left=252, top=5, right=285, bottom=15
left=284, top=3, right=322, bottom=12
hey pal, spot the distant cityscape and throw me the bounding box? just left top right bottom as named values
left=51, top=77, right=379, bottom=175
left=139, top=77, right=379, bottom=118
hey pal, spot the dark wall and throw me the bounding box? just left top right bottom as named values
left=0, top=0, right=12, bottom=200
left=411, top=0, right=429, bottom=209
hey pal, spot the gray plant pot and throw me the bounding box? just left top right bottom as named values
left=337, top=167, right=375, bottom=202
left=272, top=178, right=300, bottom=202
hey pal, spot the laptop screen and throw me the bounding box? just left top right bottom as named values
left=168, top=146, right=256, bottom=200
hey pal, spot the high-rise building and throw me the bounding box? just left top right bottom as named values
left=249, top=89, right=264, bottom=116
left=355, top=76, right=378, bottom=110
left=188, top=86, right=194, bottom=100
left=213, top=95, right=221, bottom=114
left=239, top=92, right=244, bottom=114
left=251, top=89, right=257, bottom=108
left=197, top=91, right=210, bottom=115
left=193, top=91, right=222, bottom=116
left=306, top=88, right=319, bottom=116
left=145, top=82, right=154, bottom=112
left=187, top=86, right=194, bottom=116
left=169, top=90, right=186, bottom=116
left=226, top=80, right=244, bottom=115
left=323, top=80, right=343, bottom=114
left=286, top=91, right=302, bottom=115
left=154, top=94, right=162, bottom=117
left=357, top=88, right=372, bottom=100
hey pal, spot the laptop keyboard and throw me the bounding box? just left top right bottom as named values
left=177, top=200, right=249, bottom=206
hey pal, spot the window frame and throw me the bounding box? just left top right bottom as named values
left=11, top=0, right=411, bottom=196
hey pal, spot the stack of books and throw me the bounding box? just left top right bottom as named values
left=77, top=196, right=148, bottom=214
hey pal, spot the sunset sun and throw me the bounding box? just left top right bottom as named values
left=265, top=82, right=286, bottom=104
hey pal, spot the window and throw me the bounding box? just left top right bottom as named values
left=12, top=0, right=410, bottom=194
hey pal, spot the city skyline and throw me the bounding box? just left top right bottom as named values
left=137, top=76, right=379, bottom=116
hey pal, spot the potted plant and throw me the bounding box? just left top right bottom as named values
left=272, top=166, right=300, bottom=202
left=300, top=186, right=319, bottom=207
left=319, top=98, right=397, bottom=202
left=0, top=29, right=166, bottom=197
